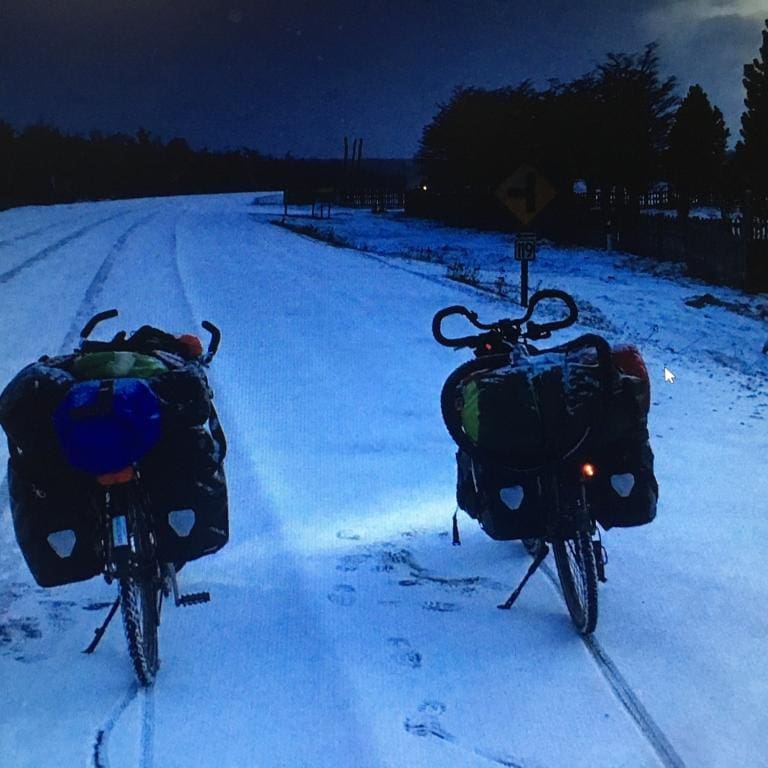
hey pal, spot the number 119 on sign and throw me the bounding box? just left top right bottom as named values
left=515, top=233, right=537, bottom=261
left=514, top=233, right=536, bottom=306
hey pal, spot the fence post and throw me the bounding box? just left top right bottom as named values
left=739, top=189, right=755, bottom=290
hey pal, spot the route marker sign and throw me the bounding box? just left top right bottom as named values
left=515, top=232, right=537, bottom=261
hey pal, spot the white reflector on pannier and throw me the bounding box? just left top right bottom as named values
left=610, top=473, right=635, bottom=498
left=169, top=509, right=196, bottom=537
left=500, top=486, right=525, bottom=511
left=47, top=530, right=76, bottom=558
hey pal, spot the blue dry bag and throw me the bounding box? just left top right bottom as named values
left=53, top=378, right=162, bottom=475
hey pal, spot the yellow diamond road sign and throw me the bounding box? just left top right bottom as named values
left=496, top=164, right=556, bottom=225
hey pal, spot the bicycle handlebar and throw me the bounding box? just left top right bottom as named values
left=432, top=289, right=579, bottom=349
left=80, top=309, right=119, bottom=340
left=431, top=306, right=484, bottom=348
left=201, top=321, right=221, bottom=363
left=77, top=310, right=222, bottom=362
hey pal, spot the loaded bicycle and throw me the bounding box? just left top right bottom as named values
left=433, top=289, right=657, bottom=634
left=0, top=310, right=228, bottom=685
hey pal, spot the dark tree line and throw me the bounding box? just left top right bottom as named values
left=0, top=124, right=272, bottom=207
left=0, top=124, right=403, bottom=209
left=418, top=30, right=768, bottom=214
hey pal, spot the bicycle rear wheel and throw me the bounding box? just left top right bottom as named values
left=552, top=528, right=598, bottom=634
left=111, top=484, right=161, bottom=686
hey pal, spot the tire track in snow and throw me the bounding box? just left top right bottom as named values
left=91, top=684, right=140, bottom=768
left=0, top=212, right=159, bottom=766
left=540, top=563, right=687, bottom=768
left=167, top=221, right=198, bottom=324
left=58, top=212, right=159, bottom=353
left=0, top=209, right=129, bottom=285
left=0, top=213, right=93, bottom=249
left=139, top=687, right=156, bottom=768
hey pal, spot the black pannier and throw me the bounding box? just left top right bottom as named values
left=0, top=331, right=228, bottom=588
left=448, top=338, right=657, bottom=537
left=8, top=461, right=102, bottom=587
left=590, top=434, right=658, bottom=529
left=456, top=448, right=546, bottom=541
left=141, top=424, right=228, bottom=564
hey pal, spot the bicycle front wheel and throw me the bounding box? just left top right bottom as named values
left=110, top=484, right=161, bottom=686
left=119, top=571, right=160, bottom=686
left=552, top=529, right=598, bottom=635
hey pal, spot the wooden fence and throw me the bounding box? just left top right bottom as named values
left=282, top=187, right=405, bottom=217
left=340, top=189, right=405, bottom=210
left=404, top=188, right=768, bottom=293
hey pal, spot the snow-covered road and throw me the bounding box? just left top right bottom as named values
left=1, top=194, right=766, bottom=767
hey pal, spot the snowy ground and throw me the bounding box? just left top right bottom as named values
left=1, top=193, right=767, bottom=768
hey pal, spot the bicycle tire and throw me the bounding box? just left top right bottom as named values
left=113, top=485, right=160, bottom=686
left=552, top=528, right=598, bottom=634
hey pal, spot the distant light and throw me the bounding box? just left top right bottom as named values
left=582, top=463, right=596, bottom=479
left=422, top=185, right=428, bottom=191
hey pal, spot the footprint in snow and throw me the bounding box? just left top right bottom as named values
left=327, top=584, right=356, bottom=607
left=336, top=553, right=372, bottom=572
left=404, top=716, right=455, bottom=741
left=422, top=600, right=460, bottom=612
left=336, top=530, right=362, bottom=541
left=0, top=616, right=44, bottom=661
left=418, top=700, right=447, bottom=715
left=40, top=599, right=77, bottom=631
left=388, top=637, right=422, bottom=669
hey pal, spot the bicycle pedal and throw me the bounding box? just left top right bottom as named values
left=177, top=591, right=210, bottom=607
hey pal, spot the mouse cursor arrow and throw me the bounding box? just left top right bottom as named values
left=664, top=367, right=676, bottom=383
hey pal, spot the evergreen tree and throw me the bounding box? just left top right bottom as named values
left=740, top=19, right=768, bottom=195
left=416, top=84, right=542, bottom=193
left=588, top=43, right=678, bottom=200
left=666, top=84, right=729, bottom=218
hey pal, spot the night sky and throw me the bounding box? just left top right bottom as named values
left=1, top=1, right=765, bottom=158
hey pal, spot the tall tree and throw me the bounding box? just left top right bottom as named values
left=666, top=84, right=729, bottom=218
left=739, top=19, right=768, bottom=196
left=416, top=83, right=542, bottom=193
left=588, top=43, right=678, bottom=200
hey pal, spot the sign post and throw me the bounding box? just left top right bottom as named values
left=495, top=164, right=555, bottom=307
